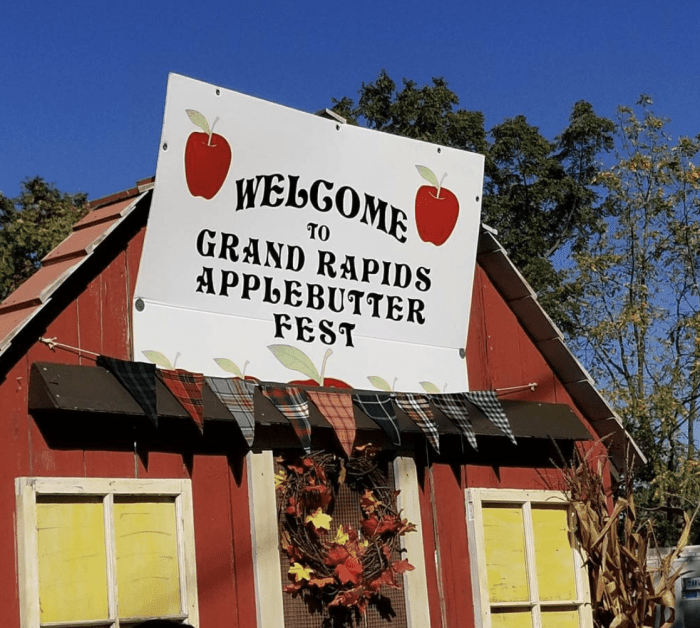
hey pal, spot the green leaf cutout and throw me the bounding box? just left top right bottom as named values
left=214, top=358, right=243, bottom=377
left=186, top=109, right=210, bottom=135
left=268, top=344, right=322, bottom=384
left=142, top=350, right=174, bottom=369
left=416, top=165, right=439, bottom=188
left=420, top=381, right=441, bottom=394
left=367, top=376, right=392, bottom=392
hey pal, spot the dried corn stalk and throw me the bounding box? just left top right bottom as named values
left=565, top=451, right=690, bottom=628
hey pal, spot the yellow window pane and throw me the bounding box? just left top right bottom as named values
left=483, top=505, right=529, bottom=603
left=114, top=499, right=182, bottom=618
left=532, top=507, right=577, bottom=601
left=36, top=499, right=109, bottom=623
left=541, top=608, right=580, bottom=628
left=491, top=609, right=533, bottom=628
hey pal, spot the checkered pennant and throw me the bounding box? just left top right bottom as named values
left=262, top=385, right=311, bottom=453
left=307, top=390, right=356, bottom=458
left=352, top=393, right=401, bottom=446
left=97, top=355, right=158, bottom=426
left=205, top=377, right=256, bottom=446
left=429, top=394, right=478, bottom=450
left=394, top=392, right=440, bottom=453
left=464, top=390, right=517, bottom=445
left=158, top=368, right=205, bottom=433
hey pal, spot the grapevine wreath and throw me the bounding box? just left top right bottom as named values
left=275, top=446, right=416, bottom=619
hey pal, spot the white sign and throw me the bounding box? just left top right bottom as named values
left=133, top=74, right=484, bottom=392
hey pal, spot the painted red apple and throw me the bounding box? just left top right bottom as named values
left=414, top=165, right=460, bottom=246
left=184, top=109, right=231, bottom=199
left=289, top=377, right=352, bottom=389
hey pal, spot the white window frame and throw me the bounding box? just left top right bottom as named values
left=247, top=451, right=431, bottom=627
left=465, top=488, right=592, bottom=628
left=15, top=477, right=199, bottom=628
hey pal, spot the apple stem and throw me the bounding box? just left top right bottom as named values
left=243, top=360, right=250, bottom=377
left=319, top=348, right=333, bottom=385
left=436, top=173, right=448, bottom=199
left=392, top=377, right=398, bottom=392
left=208, top=116, right=220, bottom=146
left=173, top=352, right=181, bottom=368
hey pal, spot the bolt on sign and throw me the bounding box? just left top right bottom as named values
left=133, top=74, right=484, bottom=392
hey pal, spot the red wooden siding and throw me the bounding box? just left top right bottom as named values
left=0, top=218, right=256, bottom=628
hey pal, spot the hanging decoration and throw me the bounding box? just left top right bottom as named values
left=276, top=447, right=416, bottom=619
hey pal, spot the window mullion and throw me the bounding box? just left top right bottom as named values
left=522, top=501, right=540, bottom=628
left=103, top=492, right=118, bottom=628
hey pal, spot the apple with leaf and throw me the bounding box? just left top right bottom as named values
left=414, top=165, right=460, bottom=246
left=184, top=109, right=231, bottom=199
left=268, top=345, right=351, bottom=388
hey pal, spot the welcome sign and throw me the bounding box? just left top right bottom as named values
left=133, top=74, right=484, bottom=392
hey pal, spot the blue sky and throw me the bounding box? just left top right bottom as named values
left=2, top=0, right=698, bottom=202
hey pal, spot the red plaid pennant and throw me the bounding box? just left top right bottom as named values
left=158, top=369, right=205, bottom=432
left=307, top=391, right=356, bottom=458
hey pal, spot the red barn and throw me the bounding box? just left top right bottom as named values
left=0, top=177, right=642, bottom=628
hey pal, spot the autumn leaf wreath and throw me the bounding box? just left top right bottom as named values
left=275, top=447, right=416, bottom=615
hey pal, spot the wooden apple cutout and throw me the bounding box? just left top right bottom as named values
left=414, top=165, right=460, bottom=246
left=184, top=109, right=231, bottom=199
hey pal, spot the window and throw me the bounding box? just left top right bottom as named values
left=16, top=477, right=199, bottom=628
left=466, top=489, right=592, bottom=628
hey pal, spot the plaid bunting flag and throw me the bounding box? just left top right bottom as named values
left=262, top=385, right=311, bottom=453
left=205, top=377, right=256, bottom=446
left=394, top=392, right=441, bottom=453
left=429, top=394, right=478, bottom=450
left=464, top=390, right=517, bottom=445
left=96, top=355, right=158, bottom=426
left=352, top=393, right=401, bottom=446
left=158, top=369, right=205, bottom=433
left=307, top=390, right=356, bottom=458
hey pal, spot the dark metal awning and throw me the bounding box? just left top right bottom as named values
left=29, top=362, right=591, bottom=454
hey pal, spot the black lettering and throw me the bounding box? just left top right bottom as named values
left=361, top=258, right=380, bottom=283
left=273, top=312, right=292, bottom=338
left=219, top=232, right=239, bottom=261
left=242, top=239, right=261, bottom=265
left=286, top=245, right=305, bottom=272
left=196, top=267, right=216, bottom=294
left=286, top=175, right=309, bottom=208
left=360, top=195, right=388, bottom=233
left=317, top=250, right=337, bottom=278
left=235, top=177, right=262, bottom=210
left=264, top=241, right=283, bottom=268
left=394, top=263, right=411, bottom=289
left=196, top=229, right=217, bottom=257
left=415, top=267, right=432, bottom=292
left=338, top=322, right=356, bottom=347
left=283, top=280, right=303, bottom=307
left=296, top=316, right=315, bottom=343
left=407, top=298, right=426, bottom=324
left=307, top=284, right=324, bottom=310
left=260, top=173, right=285, bottom=207
left=339, top=256, right=358, bottom=281
left=388, top=206, right=408, bottom=243
left=386, top=295, right=404, bottom=321
left=366, top=292, right=383, bottom=318
left=327, top=286, right=345, bottom=313
left=263, top=276, right=281, bottom=304
left=347, top=290, right=363, bottom=315
left=219, top=270, right=239, bottom=296
left=335, top=186, right=361, bottom=219
left=241, top=274, right=261, bottom=300
left=319, top=319, right=336, bottom=345
left=310, top=179, right=334, bottom=212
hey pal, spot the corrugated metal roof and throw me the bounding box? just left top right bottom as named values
left=0, top=177, right=154, bottom=357
left=477, top=228, right=645, bottom=470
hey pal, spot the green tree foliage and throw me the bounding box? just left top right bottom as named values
left=569, top=97, right=700, bottom=543
left=0, top=177, right=88, bottom=301
left=331, top=71, right=614, bottom=331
